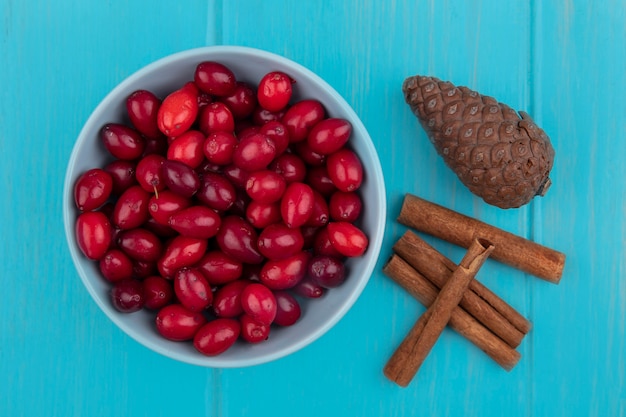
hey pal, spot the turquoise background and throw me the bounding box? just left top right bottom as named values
left=1, top=1, right=624, bottom=416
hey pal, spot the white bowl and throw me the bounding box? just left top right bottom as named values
left=63, top=46, right=386, bottom=367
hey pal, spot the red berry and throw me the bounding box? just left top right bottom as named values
left=194, top=61, right=237, bottom=97
left=174, top=268, right=213, bottom=312
left=75, top=211, right=112, bottom=260
left=197, top=251, right=243, bottom=286
left=74, top=168, right=113, bottom=212
left=142, top=276, right=174, bottom=310
left=100, top=123, right=146, bottom=160
left=273, top=291, right=301, bottom=326
left=280, top=182, right=314, bottom=228
left=110, top=279, right=144, bottom=313
left=326, top=222, right=368, bottom=257
left=193, top=318, right=240, bottom=356
left=157, top=82, right=199, bottom=137
left=326, top=148, right=363, bottom=192
left=257, top=71, right=293, bottom=112
left=156, top=304, right=206, bottom=341
left=240, top=283, right=277, bottom=325
left=99, top=249, right=134, bottom=282
left=307, top=118, right=352, bottom=155
left=198, top=102, right=235, bottom=136
left=239, top=313, right=271, bottom=344
left=126, top=89, right=162, bottom=139
left=245, top=170, right=286, bottom=204
left=281, top=99, right=325, bottom=142
left=259, top=251, right=310, bottom=290
left=168, top=205, right=221, bottom=239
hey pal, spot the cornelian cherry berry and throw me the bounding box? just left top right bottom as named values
left=257, top=71, right=293, bottom=112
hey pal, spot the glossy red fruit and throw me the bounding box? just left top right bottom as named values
left=245, top=170, right=286, bottom=204
left=135, top=154, right=166, bottom=193
left=197, top=251, right=243, bottom=285
left=313, top=227, right=344, bottom=257
left=156, top=304, right=207, bottom=341
left=198, top=102, right=235, bottom=136
left=281, top=99, right=326, bottom=142
left=168, top=205, right=221, bottom=239
left=326, top=222, right=368, bottom=257
left=157, top=236, right=208, bottom=279
left=194, top=61, right=237, bottom=97
left=259, top=251, right=310, bottom=290
left=240, top=283, right=277, bottom=325
left=219, top=81, right=257, bottom=119
left=75, top=211, right=112, bottom=260
left=117, top=228, right=163, bottom=262
left=157, top=82, right=199, bottom=137
left=245, top=201, right=282, bottom=229
left=142, top=276, right=174, bottom=310
left=306, top=165, right=337, bottom=196
left=269, top=153, right=307, bottom=184
left=112, top=185, right=151, bottom=230
left=308, top=255, right=346, bottom=288
left=329, top=191, right=362, bottom=222
left=216, top=216, right=264, bottom=264
left=203, top=131, right=238, bottom=165
left=74, top=168, right=113, bottom=212
left=273, top=291, right=301, bottom=326
left=292, top=276, right=325, bottom=298
left=197, top=171, right=236, bottom=212
left=257, top=223, right=304, bottom=260
left=257, top=71, right=293, bottom=112
left=193, top=318, right=240, bottom=356
left=212, top=279, right=249, bottom=318
left=259, top=120, right=290, bottom=155
left=99, top=249, right=134, bottom=282
left=174, top=268, right=212, bottom=312
left=326, top=148, right=363, bottom=192
left=305, top=190, right=330, bottom=227
left=104, top=160, right=137, bottom=195
left=110, top=279, right=144, bottom=313
left=126, top=89, right=162, bottom=139
left=280, top=182, right=314, bottom=228
left=101, top=123, right=146, bottom=160
left=307, top=118, right=352, bottom=155
left=166, top=130, right=206, bottom=169
left=239, top=314, right=271, bottom=344
left=161, top=159, right=200, bottom=198
left=148, top=190, right=191, bottom=225
left=232, top=133, right=276, bottom=172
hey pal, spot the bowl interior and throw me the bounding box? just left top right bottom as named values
left=64, top=46, right=386, bottom=367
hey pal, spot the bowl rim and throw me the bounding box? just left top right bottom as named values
left=63, top=45, right=387, bottom=367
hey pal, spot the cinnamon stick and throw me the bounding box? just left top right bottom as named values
left=393, top=231, right=531, bottom=346
left=382, top=255, right=520, bottom=372
left=397, top=194, right=566, bottom=283
left=384, top=238, right=495, bottom=387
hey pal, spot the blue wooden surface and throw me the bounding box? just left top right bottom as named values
left=1, top=1, right=624, bottom=416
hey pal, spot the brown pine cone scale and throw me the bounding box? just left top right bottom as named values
left=403, top=75, right=555, bottom=209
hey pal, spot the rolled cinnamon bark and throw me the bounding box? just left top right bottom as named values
left=382, top=255, right=521, bottom=380
left=383, top=238, right=495, bottom=387
left=393, top=231, right=531, bottom=346
left=397, top=194, right=566, bottom=283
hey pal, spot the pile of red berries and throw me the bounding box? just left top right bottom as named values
left=73, top=61, right=369, bottom=356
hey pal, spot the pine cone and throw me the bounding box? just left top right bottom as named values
left=403, top=75, right=555, bottom=209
